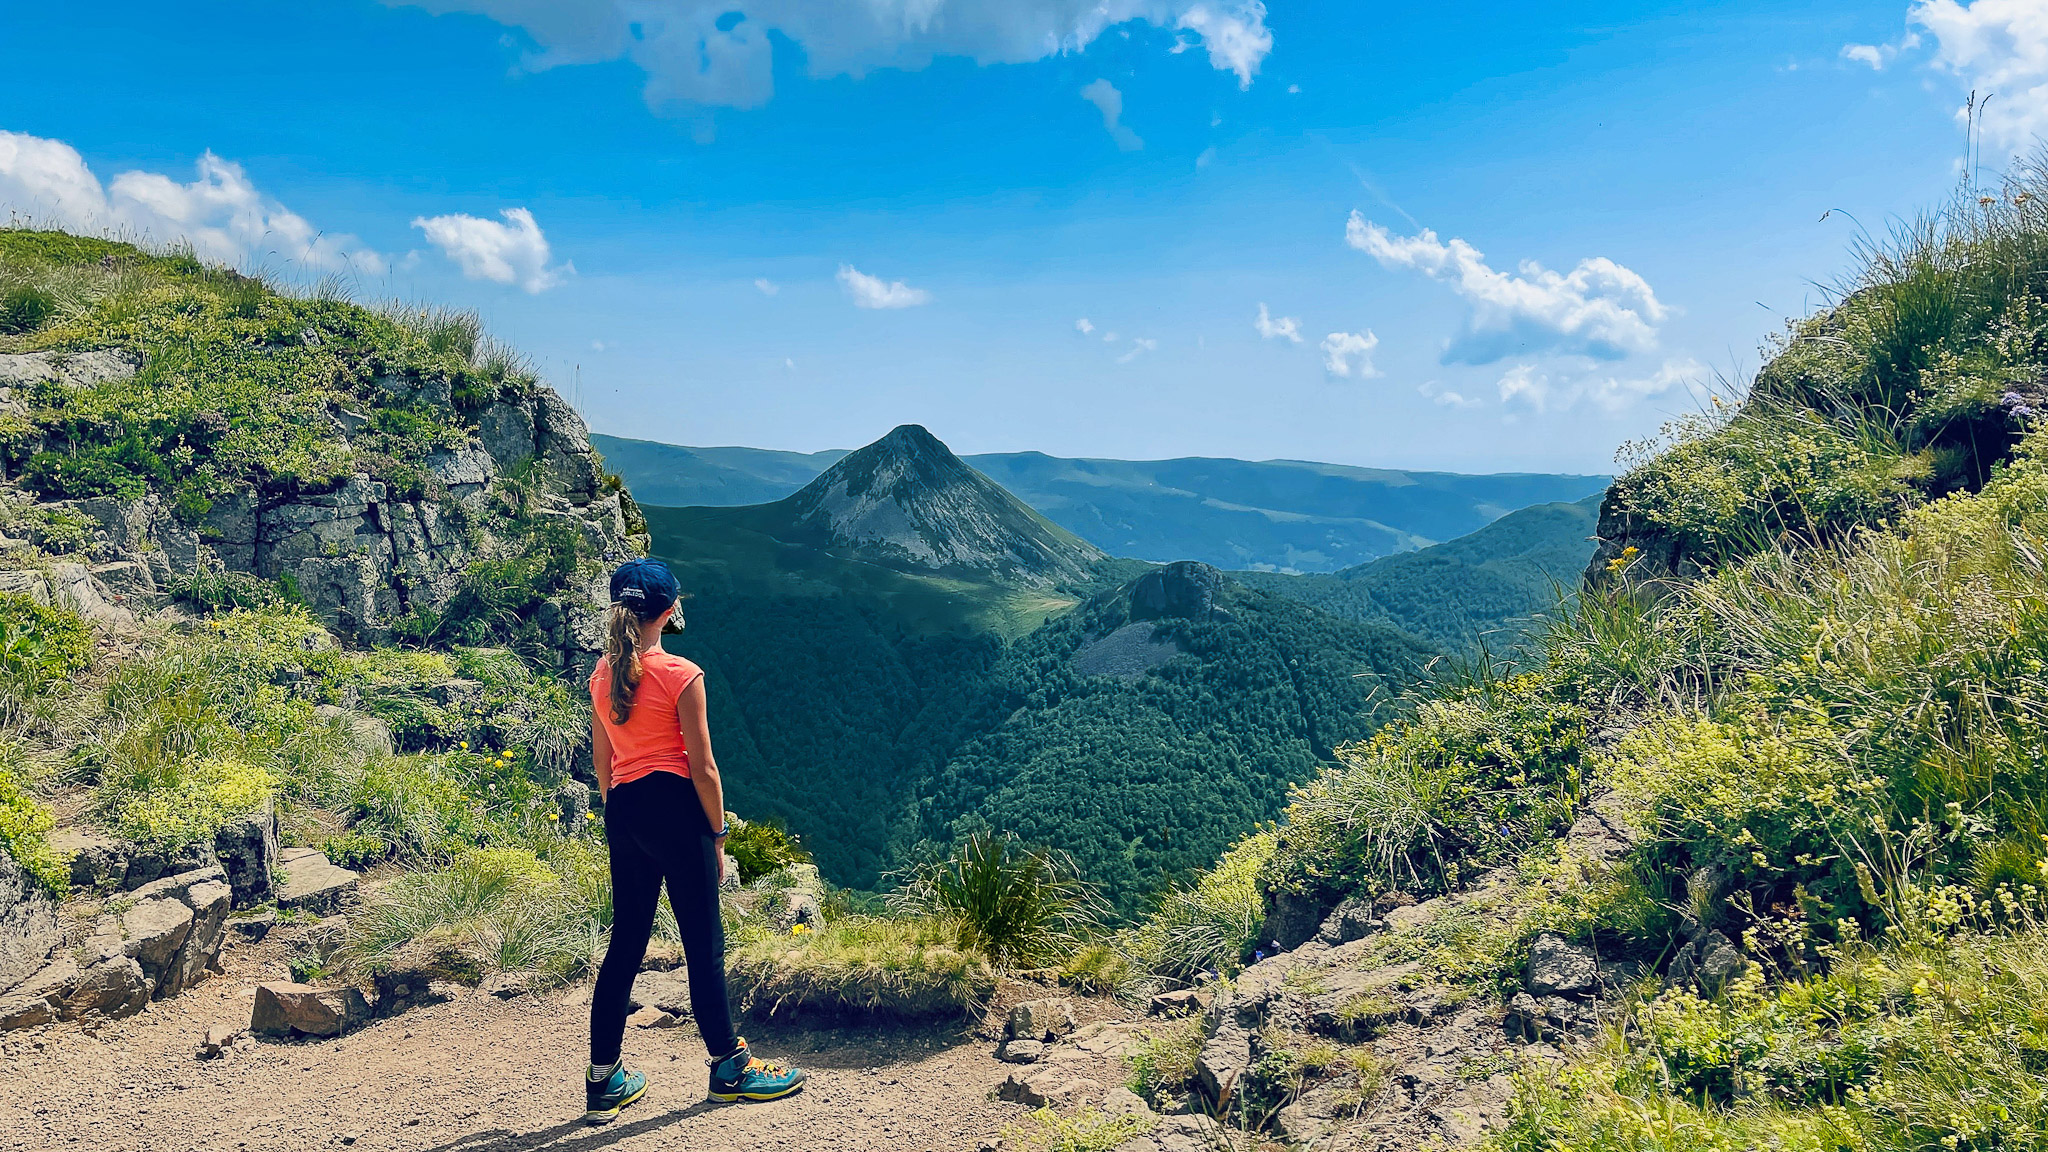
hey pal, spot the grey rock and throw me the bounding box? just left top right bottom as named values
left=0, top=349, right=141, bottom=390
left=1006, top=997, right=1076, bottom=1042
left=1194, top=1023, right=1252, bottom=1104
left=555, top=779, right=591, bottom=824
left=229, top=912, right=277, bottom=943
left=251, top=981, right=371, bottom=1038
left=1148, top=988, right=1210, bottom=1017
left=997, top=1038, right=1047, bottom=1063
left=86, top=897, right=193, bottom=988
left=279, top=851, right=359, bottom=914
left=1261, top=887, right=1329, bottom=952
left=1525, top=931, right=1598, bottom=998
left=53, top=828, right=126, bottom=890
left=62, top=957, right=150, bottom=1020
left=0, top=957, right=78, bottom=1031
left=212, top=799, right=280, bottom=908
left=1695, top=931, right=1746, bottom=998
left=477, top=400, right=538, bottom=471
left=1314, top=896, right=1379, bottom=945
left=1129, top=561, right=1227, bottom=623
left=0, top=839, right=61, bottom=992
left=482, top=972, right=533, bottom=1000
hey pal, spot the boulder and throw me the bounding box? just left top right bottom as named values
left=102, top=866, right=233, bottom=999
left=212, top=800, right=280, bottom=908
left=1194, top=1023, right=1252, bottom=1105
left=85, top=897, right=193, bottom=988
left=0, top=957, right=78, bottom=1031
left=773, top=863, right=825, bottom=931
left=1006, top=997, right=1076, bottom=1042
left=627, top=1006, right=677, bottom=1029
left=278, top=850, right=359, bottom=913
left=997, top=1039, right=1047, bottom=1064
left=1261, top=887, right=1329, bottom=952
left=996, top=1067, right=1104, bottom=1109
left=251, top=982, right=371, bottom=1038
left=0, top=840, right=61, bottom=992
left=1314, top=897, right=1379, bottom=945
left=1525, top=932, right=1598, bottom=998
left=53, top=828, right=127, bottom=891
left=62, top=957, right=150, bottom=1020
left=229, top=912, right=277, bottom=943
left=1148, top=988, right=1210, bottom=1017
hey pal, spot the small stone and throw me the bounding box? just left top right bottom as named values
left=1524, top=931, right=1598, bottom=998
left=1148, top=988, right=1209, bottom=1017
left=250, top=982, right=370, bottom=1038
left=1005, top=998, right=1076, bottom=1042
left=997, top=1039, right=1046, bottom=1064
left=627, top=1006, right=675, bottom=1029
left=228, top=913, right=277, bottom=943
left=278, top=852, right=359, bottom=915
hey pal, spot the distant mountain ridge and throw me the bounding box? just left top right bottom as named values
left=591, top=433, right=1608, bottom=574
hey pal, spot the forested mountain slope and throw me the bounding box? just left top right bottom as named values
left=1240, top=493, right=1601, bottom=650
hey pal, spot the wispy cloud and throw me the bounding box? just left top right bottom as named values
left=387, top=0, right=1272, bottom=114
left=754, top=277, right=779, bottom=295
left=1496, top=356, right=1704, bottom=413
left=1320, top=330, right=1380, bottom=378
left=837, top=263, right=931, bottom=309
left=1075, top=317, right=1095, bottom=334
left=412, top=207, right=569, bottom=292
left=0, top=130, right=383, bottom=273
left=1079, top=79, right=1144, bottom=151
left=1254, top=302, right=1302, bottom=343
left=1346, top=212, right=1667, bottom=365
left=1419, top=382, right=1479, bottom=408
left=1116, top=336, right=1158, bottom=363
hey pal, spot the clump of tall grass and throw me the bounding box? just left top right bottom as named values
left=889, top=831, right=1107, bottom=970
left=726, top=914, right=995, bottom=1020
left=1120, top=831, right=1276, bottom=985
left=343, top=845, right=606, bottom=984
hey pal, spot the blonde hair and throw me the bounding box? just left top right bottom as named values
left=605, top=603, right=646, bottom=724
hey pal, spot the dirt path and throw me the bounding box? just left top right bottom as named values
left=0, top=941, right=1133, bottom=1152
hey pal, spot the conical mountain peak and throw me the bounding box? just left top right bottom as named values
left=779, top=426, right=1104, bottom=586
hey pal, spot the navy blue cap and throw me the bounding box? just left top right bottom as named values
left=609, top=558, right=679, bottom=619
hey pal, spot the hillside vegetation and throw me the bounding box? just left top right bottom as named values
left=1106, top=171, right=2048, bottom=1150
left=1242, top=493, right=1601, bottom=651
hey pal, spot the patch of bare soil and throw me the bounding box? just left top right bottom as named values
left=0, top=939, right=1141, bottom=1152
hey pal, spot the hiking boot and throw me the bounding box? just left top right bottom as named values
left=708, top=1037, right=807, bottom=1102
left=584, top=1062, right=648, bottom=1124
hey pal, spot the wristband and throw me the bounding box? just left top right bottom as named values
left=717, top=819, right=731, bottom=838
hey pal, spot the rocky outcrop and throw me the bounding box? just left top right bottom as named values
left=1129, top=561, right=1228, bottom=623
left=1, top=864, right=235, bottom=1031
left=8, top=351, right=645, bottom=673
left=277, top=847, right=359, bottom=914
left=0, top=843, right=60, bottom=993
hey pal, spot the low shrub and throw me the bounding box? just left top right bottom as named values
left=725, top=915, right=995, bottom=1020
left=726, top=816, right=812, bottom=884
left=98, top=755, right=271, bottom=851
left=0, top=754, right=66, bottom=895
left=0, top=592, right=92, bottom=722
left=889, top=831, right=1107, bottom=970
left=1125, top=1016, right=1206, bottom=1106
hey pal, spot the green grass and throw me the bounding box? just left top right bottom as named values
left=725, top=914, right=996, bottom=1020
left=1118, top=830, right=1276, bottom=985
left=887, top=831, right=1107, bottom=970
left=342, top=845, right=607, bottom=984
left=1002, top=1106, right=1156, bottom=1152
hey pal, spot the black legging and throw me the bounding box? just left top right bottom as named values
left=589, top=771, right=737, bottom=1066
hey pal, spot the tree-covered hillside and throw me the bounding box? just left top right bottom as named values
left=1242, top=493, right=1601, bottom=650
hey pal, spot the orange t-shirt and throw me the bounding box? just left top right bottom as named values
left=588, top=650, right=702, bottom=788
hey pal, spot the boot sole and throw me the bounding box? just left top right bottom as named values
left=584, top=1081, right=648, bottom=1124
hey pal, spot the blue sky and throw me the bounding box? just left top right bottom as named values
left=0, top=1, right=2028, bottom=473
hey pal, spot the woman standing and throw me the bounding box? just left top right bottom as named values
left=583, top=558, right=806, bottom=1123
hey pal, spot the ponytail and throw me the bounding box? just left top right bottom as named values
left=605, top=602, right=643, bottom=724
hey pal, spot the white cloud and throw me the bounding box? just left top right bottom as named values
left=1116, top=336, right=1158, bottom=363
left=412, top=207, right=567, bottom=292
left=1346, top=211, right=1667, bottom=364
left=1842, top=42, right=1892, bottom=68
left=1913, top=0, right=2048, bottom=151
left=1495, top=356, right=1703, bottom=413
left=1286, top=83, right=1300, bottom=93
left=0, top=130, right=383, bottom=273
left=591, top=340, right=607, bottom=352
left=1419, top=382, right=1479, bottom=408
left=1195, top=146, right=1217, bottom=169
left=1075, top=317, right=1095, bottom=333
left=1253, top=302, right=1301, bottom=343
left=1320, top=330, right=1381, bottom=378
left=1079, top=79, right=1144, bottom=151
left=755, top=277, right=779, bottom=295
left=837, top=263, right=931, bottom=309
left=388, top=0, right=1272, bottom=113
